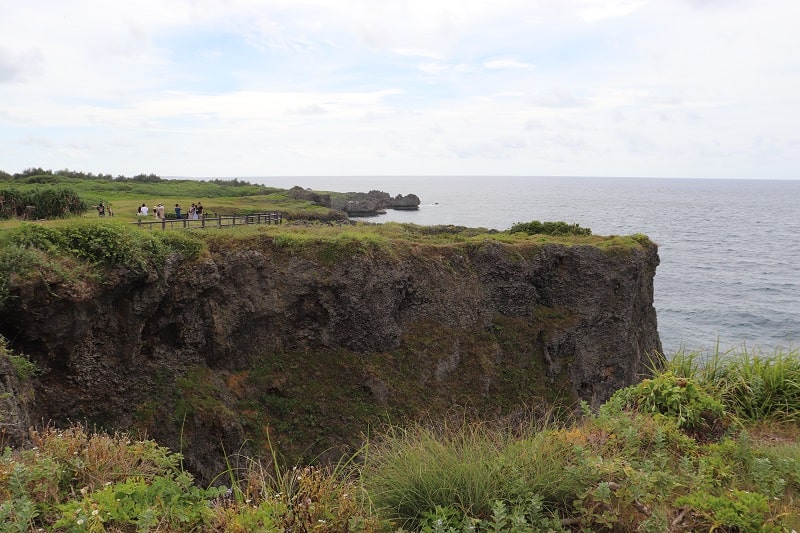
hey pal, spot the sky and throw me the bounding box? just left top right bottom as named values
left=1, top=0, right=799, bottom=179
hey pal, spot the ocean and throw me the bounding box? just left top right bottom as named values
left=250, top=175, right=799, bottom=356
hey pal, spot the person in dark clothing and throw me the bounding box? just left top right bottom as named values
left=175, top=203, right=182, bottom=219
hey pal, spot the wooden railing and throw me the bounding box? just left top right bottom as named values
left=131, top=212, right=282, bottom=230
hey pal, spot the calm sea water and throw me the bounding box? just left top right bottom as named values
left=252, top=176, right=800, bottom=355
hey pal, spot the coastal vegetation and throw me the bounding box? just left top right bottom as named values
left=0, top=168, right=650, bottom=312
left=0, top=168, right=340, bottom=224
left=1, top=345, right=799, bottom=531
left=0, top=169, right=796, bottom=530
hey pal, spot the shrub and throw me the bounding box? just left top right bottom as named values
left=509, top=220, right=592, bottom=236
left=5, top=221, right=205, bottom=272
left=676, top=489, right=774, bottom=532
left=0, top=187, right=87, bottom=219
left=611, top=371, right=728, bottom=437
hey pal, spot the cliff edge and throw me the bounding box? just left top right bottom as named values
left=0, top=234, right=660, bottom=483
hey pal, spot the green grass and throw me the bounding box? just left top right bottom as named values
left=2, top=346, right=800, bottom=531
left=664, top=346, right=800, bottom=424
left=0, top=171, right=345, bottom=228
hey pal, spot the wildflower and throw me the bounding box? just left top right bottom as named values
left=77, top=519, right=85, bottom=525
left=92, top=509, right=99, bottom=516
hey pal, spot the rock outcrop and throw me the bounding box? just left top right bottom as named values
left=0, top=236, right=660, bottom=483
left=389, top=193, right=420, bottom=210
left=331, top=190, right=421, bottom=216
left=286, top=186, right=332, bottom=208
left=0, top=339, right=35, bottom=447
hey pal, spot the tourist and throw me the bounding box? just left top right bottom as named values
left=96, top=202, right=105, bottom=217
left=175, top=203, right=182, bottom=219
left=196, top=202, right=204, bottom=218
left=139, top=204, right=149, bottom=217
left=189, top=203, right=197, bottom=220
left=156, top=203, right=165, bottom=220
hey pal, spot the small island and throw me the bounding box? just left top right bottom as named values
left=287, top=185, right=420, bottom=216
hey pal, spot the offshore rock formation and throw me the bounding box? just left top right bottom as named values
left=0, top=237, right=660, bottom=484
left=332, top=190, right=421, bottom=216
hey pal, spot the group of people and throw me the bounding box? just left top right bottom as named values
left=174, top=202, right=204, bottom=220
left=95, top=201, right=113, bottom=217
left=137, top=201, right=205, bottom=220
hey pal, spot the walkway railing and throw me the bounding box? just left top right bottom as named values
left=131, top=212, right=282, bottom=230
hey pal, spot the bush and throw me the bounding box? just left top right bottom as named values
left=6, top=221, right=205, bottom=271
left=610, top=371, right=728, bottom=436
left=509, top=220, right=592, bottom=236
left=0, top=187, right=87, bottom=219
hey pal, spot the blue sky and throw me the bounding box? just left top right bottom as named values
left=1, top=0, right=798, bottom=178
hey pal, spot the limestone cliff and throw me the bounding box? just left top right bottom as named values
left=0, top=235, right=660, bottom=483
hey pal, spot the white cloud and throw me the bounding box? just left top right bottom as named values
left=483, top=58, right=535, bottom=71
left=0, top=0, right=798, bottom=178
left=575, top=0, right=647, bottom=22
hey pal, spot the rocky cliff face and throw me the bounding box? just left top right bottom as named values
left=0, top=236, right=660, bottom=483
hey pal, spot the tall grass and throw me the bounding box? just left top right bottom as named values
left=665, top=345, right=800, bottom=423
left=361, top=421, right=508, bottom=526
left=359, top=412, right=590, bottom=529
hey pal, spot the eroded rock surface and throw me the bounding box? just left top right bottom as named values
left=0, top=237, right=660, bottom=483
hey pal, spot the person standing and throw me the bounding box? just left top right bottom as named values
left=196, top=202, right=204, bottom=218
left=175, top=203, right=182, bottom=219
left=96, top=202, right=105, bottom=217
left=189, top=203, right=197, bottom=220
